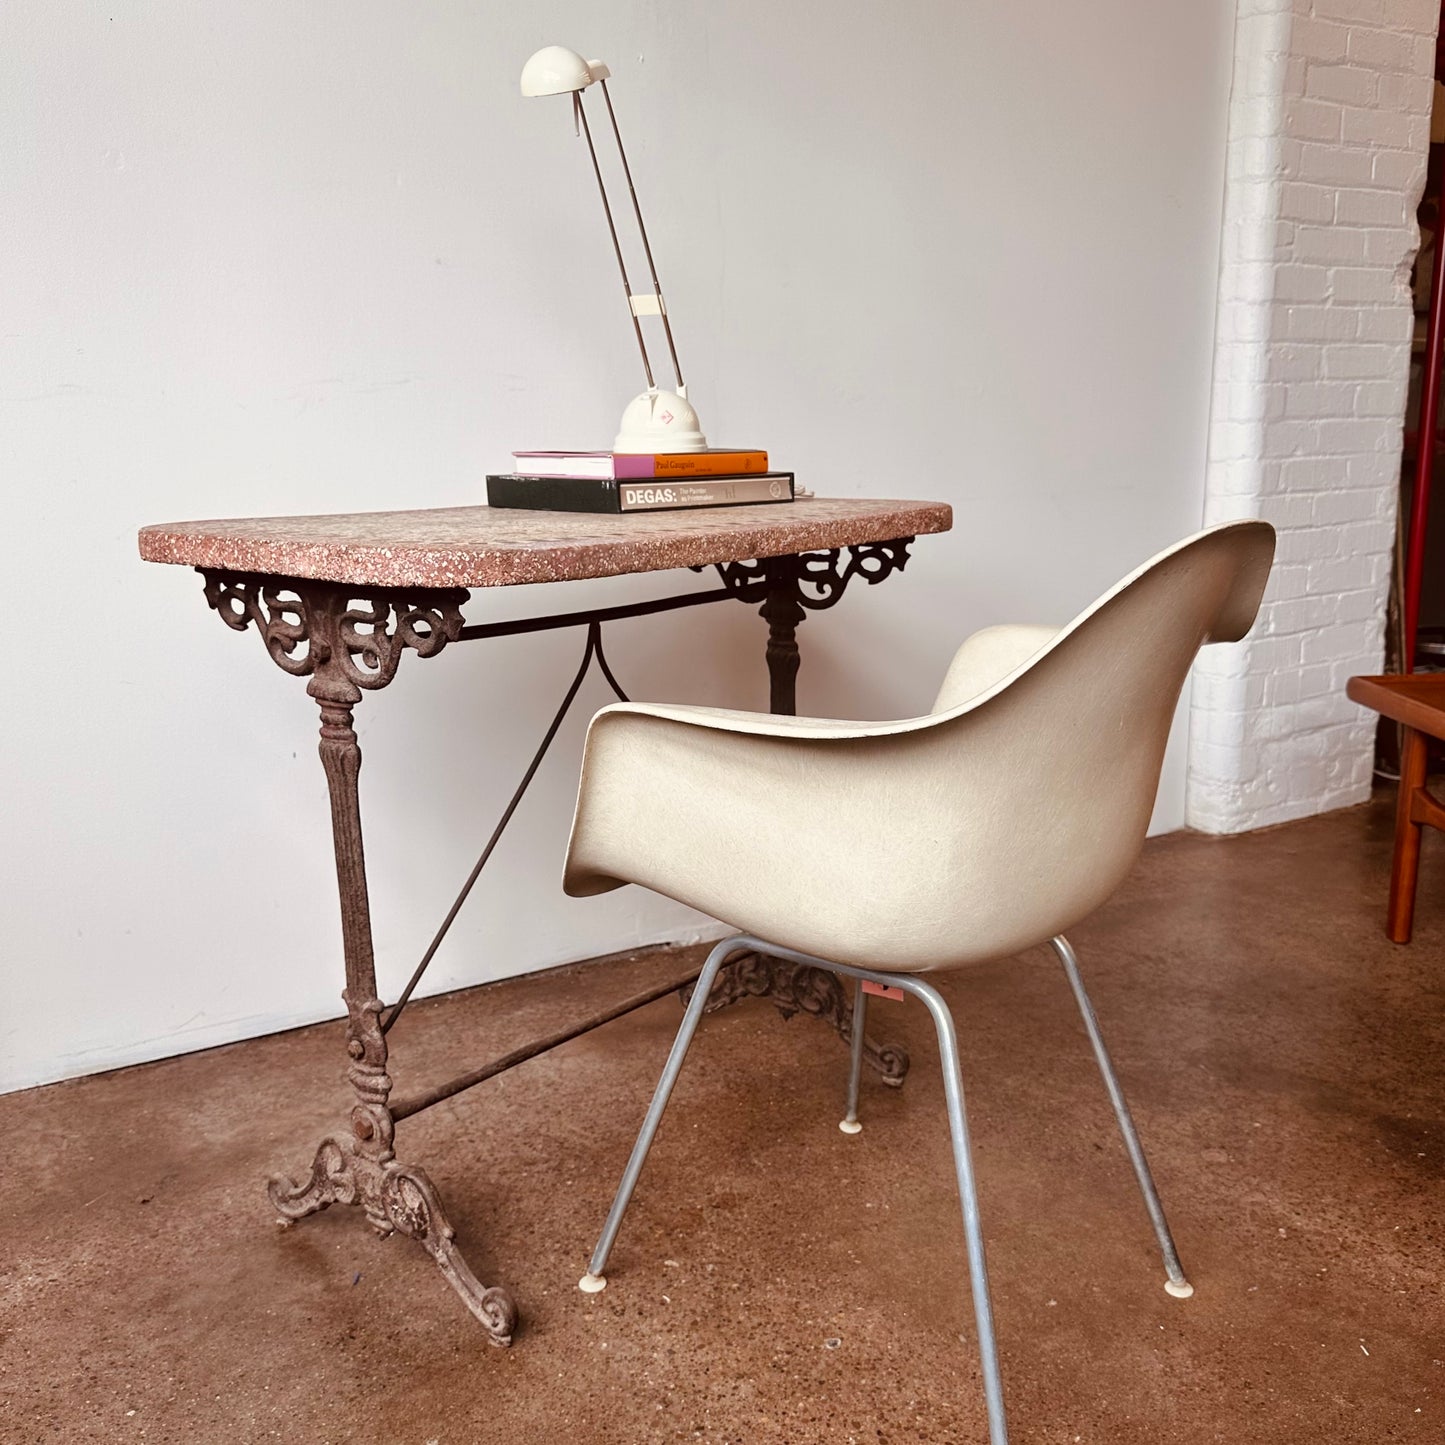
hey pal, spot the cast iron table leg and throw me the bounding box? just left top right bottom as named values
left=695, top=549, right=913, bottom=1088
left=202, top=571, right=518, bottom=1345
left=761, top=552, right=807, bottom=715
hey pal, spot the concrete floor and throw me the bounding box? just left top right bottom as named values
left=4, top=796, right=1444, bottom=1444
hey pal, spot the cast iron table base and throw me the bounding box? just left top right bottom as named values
left=200, top=542, right=915, bottom=1343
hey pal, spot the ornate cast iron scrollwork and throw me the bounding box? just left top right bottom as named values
left=701, top=538, right=915, bottom=612
left=200, top=570, right=467, bottom=694
left=682, top=951, right=910, bottom=1088
left=203, top=575, right=316, bottom=675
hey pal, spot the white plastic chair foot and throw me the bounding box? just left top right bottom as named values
left=578, top=1272, right=608, bottom=1294
left=838, top=1118, right=863, bottom=1135
left=1165, top=1278, right=1194, bottom=1299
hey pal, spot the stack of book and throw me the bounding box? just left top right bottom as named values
left=486, top=449, right=795, bottom=514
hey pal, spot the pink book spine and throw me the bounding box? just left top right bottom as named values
left=611, top=454, right=658, bottom=478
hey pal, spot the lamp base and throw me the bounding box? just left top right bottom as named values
left=614, top=387, right=708, bottom=453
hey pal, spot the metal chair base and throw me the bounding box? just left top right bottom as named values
left=582, top=931, right=1196, bottom=1445
left=582, top=933, right=1009, bottom=1442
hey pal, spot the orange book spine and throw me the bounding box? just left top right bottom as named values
left=651, top=451, right=768, bottom=477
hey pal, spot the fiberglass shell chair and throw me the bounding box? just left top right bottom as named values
left=562, top=520, right=1275, bottom=1445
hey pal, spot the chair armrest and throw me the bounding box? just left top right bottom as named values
left=931, top=624, right=1060, bottom=712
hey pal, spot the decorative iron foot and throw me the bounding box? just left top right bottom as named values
left=379, top=1164, right=519, bottom=1344
left=269, top=1129, right=518, bottom=1346
left=683, top=949, right=910, bottom=1087
left=270, top=1136, right=357, bottom=1220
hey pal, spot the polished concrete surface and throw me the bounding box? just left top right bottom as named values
left=5, top=796, right=1443, bottom=1443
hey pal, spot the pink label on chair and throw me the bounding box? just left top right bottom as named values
left=862, top=980, right=905, bottom=1001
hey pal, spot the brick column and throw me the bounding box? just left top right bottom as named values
left=1188, top=0, right=1439, bottom=832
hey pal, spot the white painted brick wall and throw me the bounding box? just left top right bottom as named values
left=1188, top=0, right=1438, bottom=832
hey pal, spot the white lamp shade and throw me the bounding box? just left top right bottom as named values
left=520, top=46, right=610, bottom=97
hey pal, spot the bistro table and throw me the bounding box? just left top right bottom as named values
left=138, top=496, right=952, bottom=1345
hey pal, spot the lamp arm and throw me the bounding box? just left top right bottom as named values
left=598, top=79, right=685, bottom=393
left=576, top=91, right=656, bottom=391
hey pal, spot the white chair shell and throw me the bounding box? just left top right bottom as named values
left=564, top=520, right=1276, bottom=972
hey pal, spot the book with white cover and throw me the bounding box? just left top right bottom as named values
left=511, top=449, right=768, bottom=480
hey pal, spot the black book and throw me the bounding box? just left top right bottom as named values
left=486, top=472, right=795, bottom=515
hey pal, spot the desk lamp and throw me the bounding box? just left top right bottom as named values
left=520, top=44, right=708, bottom=453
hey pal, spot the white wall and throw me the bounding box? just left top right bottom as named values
left=0, top=1, right=1235, bottom=1094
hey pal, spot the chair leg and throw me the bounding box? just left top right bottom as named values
left=579, top=935, right=743, bottom=1293
left=839, top=979, right=867, bottom=1134
left=582, top=933, right=1008, bottom=1443
left=907, top=975, right=1010, bottom=1445
left=1049, top=935, right=1193, bottom=1299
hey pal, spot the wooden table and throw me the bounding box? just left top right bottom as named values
left=1346, top=672, right=1445, bottom=943
left=138, top=497, right=951, bottom=1344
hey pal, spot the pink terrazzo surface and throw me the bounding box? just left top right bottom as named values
left=137, top=499, right=952, bottom=588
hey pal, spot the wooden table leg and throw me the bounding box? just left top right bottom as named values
left=1387, top=726, right=1428, bottom=944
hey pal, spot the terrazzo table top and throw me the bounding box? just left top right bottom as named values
left=138, top=497, right=953, bottom=589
